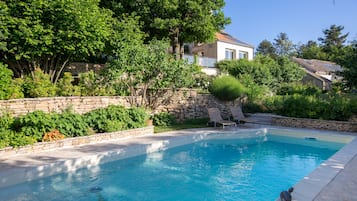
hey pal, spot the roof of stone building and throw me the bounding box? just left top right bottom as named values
left=292, top=57, right=342, bottom=73
left=215, top=31, right=254, bottom=48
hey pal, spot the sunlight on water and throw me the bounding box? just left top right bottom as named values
left=0, top=134, right=344, bottom=201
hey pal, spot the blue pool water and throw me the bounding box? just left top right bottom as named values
left=0, top=134, right=345, bottom=201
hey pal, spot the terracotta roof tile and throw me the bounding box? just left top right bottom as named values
left=215, top=32, right=254, bottom=48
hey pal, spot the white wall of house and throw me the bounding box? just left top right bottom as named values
left=216, top=41, right=254, bottom=61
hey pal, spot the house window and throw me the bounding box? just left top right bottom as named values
left=239, top=51, right=248, bottom=59
left=183, top=44, right=190, bottom=54
left=225, top=49, right=235, bottom=60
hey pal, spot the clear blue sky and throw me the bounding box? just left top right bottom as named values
left=223, top=0, right=357, bottom=48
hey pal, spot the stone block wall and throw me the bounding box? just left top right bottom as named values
left=0, top=91, right=238, bottom=120
left=272, top=117, right=357, bottom=132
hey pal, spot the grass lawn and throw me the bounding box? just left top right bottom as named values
left=154, top=118, right=209, bottom=133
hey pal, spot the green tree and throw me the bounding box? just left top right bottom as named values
left=297, top=40, right=328, bottom=60
left=338, top=44, right=357, bottom=90
left=101, top=0, right=230, bottom=59
left=0, top=1, right=8, bottom=51
left=318, top=24, right=348, bottom=51
left=256, top=39, right=276, bottom=57
left=106, top=39, right=195, bottom=109
left=217, top=55, right=304, bottom=89
left=273, top=32, right=294, bottom=56
left=1, top=0, right=114, bottom=82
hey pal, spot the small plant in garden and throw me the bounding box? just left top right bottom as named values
left=22, top=68, right=57, bottom=98
left=0, top=63, right=24, bottom=100
left=42, top=130, right=65, bottom=142
left=52, top=110, right=90, bottom=137
left=84, top=105, right=148, bottom=133
left=209, top=75, right=246, bottom=101
left=56, top=72, right=81, bottom=96
left=153, top=112, right=176, bottom=126
left=13, top=110, right=55, bottom=141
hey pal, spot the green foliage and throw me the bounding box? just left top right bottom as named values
left=338, top=44, right=357, bottom=90
left=13, top=111, right=55, bottom=141
left=2, top=0, right=114, bottom=82
left=256, top=39, right=276, bottom=58
left=273, top=32, right=294, bottom=56
left=101, top=0, right=230, bottom=59
left=0, top=62, right=14, bottom=99
left=106, top=39, right=195, bottom=109
left=217, top=55, right=304, bottom=91
left=52, top=110, right=89, bottom=137
left=153, top=112, right=176, bottom=127
left=277, top=83, right=322, bottom=96
left=56, top=72, right=81, bottom=96
left=0, top=130, right=36, bottom=148
left=0, top=63, right=24, bottom=99
left=78, top=71, right=115, bottom=96
left=238, top=74, right=270, bottom=102
left=209, top=75, right=246, bottom=101
left=265, top=94, right=354, bottom=121
left=84, top=105, right=148, bottom=133
left=23, top=68, right=57, bottom=98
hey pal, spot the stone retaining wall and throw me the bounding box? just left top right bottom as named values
left=0, top=91, right=238, bottom=120
left=272, top=117, right=357, bottom=132
left=0, top=126, right=154, bottom=158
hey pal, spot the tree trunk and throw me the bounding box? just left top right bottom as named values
left=171, top=28, right=181, bottom=60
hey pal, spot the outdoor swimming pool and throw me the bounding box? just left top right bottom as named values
left=0, top=129, right=349, bottom=201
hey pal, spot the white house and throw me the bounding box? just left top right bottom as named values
left=184, top=31, right=254, bottom=75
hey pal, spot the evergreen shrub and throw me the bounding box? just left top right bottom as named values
left=209, top=75, right=246, bottom=101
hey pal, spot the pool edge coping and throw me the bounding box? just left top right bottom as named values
left=0, top=126, right=356, bottom=201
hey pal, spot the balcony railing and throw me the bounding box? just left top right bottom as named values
left=183, top=54, right=217, bottom=68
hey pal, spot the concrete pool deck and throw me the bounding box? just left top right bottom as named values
left=0, top=126, right=356, bottom=201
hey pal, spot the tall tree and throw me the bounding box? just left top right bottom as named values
left=256, top=39, right=276, bottom=57
left=297, top=40, right=327, bottom=60
left=337, top=43, right=357, bottom=90
left=100, top=0, right=230, bottom=59
left=273, top=32, right=294, bottom=56
left=106, top=39, right=195, bottom=109
left=318, top=24, right=349, bottom=50
left=1, top=0, right=114, bottom=82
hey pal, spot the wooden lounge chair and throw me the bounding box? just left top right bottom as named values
left=208, top=108, right=236, bottom=128
left=229, top=106, right=253, bottom=124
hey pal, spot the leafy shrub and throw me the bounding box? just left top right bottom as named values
left=238, top=74, right=270, bottom=102
left=9, top=78, right=25, bottom=99
left=78, top=71, right=115, bottom=96
left=84, top=105, right=148, bottom=133
left=277, top=83, right=322, bottom=96
left=0, top=63, right=24, bottom=99
left=23, top=68, right=57, bottom=98
left=209, top=75, right=246, bottom=101
left=153, top=112, right=176, bottom=126
left=273, top=94, right=354, bottom=121
left=52, top=110, right=90, bottom=137
left=56, top=72, right=81, bottom=96
left=0, top=63, right=15, bottom=100
left=217, top=55, right=304, bottom=89
left=127, top=107, right=149, bottom=128
left=0, top=130, right=36, bottom=148
left=13, top=111, right=55, bottom=141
